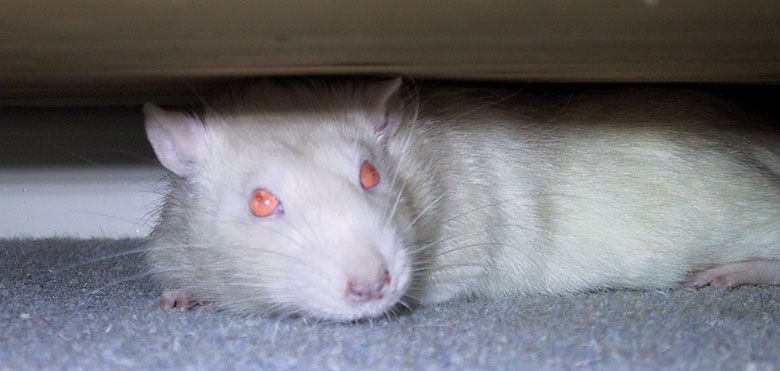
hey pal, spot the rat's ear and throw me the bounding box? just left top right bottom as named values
left=364, top=77, right=403, bottom=138
left=143, top=103, right=205, bottom=177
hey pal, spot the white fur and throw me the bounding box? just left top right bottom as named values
left=145, top=80, right=780, bottom=321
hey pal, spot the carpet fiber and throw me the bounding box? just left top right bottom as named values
left=1, top=239, right=778, bottom=370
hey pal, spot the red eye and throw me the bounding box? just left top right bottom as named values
left=250, top=189, right=281, bottom=217
left=360, top=161, right=380, bottom=189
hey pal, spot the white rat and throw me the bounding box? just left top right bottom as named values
left=143, top=78, right=780, bottom=321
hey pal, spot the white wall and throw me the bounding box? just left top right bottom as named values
left=0, top=107, right=165, bottom=238
left=1, top=166, right=163, bottom=238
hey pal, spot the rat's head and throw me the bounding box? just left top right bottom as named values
left=143, top=78, right=414, bottom=321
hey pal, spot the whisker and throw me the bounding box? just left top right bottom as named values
left=411, top=262, right=490, bottom=273
left=218, top=215, right=309, bottom=252
left=179, top=77, right=217, bottom=120
left=107, top=148, right=160, bottom=164
left=51, top=245, right=155, bottom=273
left=384, top=113, right=418, bottom=224
left=395, top=299, right=413, bottom=313
left=399, top=292, right=425, bottom=304
left=49, top=143, right=110, bottom=170
left=444, top=84, right=527, bottom=122
left=278, top=216, right=315, bottom=251
left=225, top=245, right=313, bottom=269
left=387, top=176, right=406, bottom=223
left=437, top=197, right=524, bottom=228
left=431, top=242, right=506, bottom=258
left=89, top=271, right=156, bottom=294
left=401, top=193, right=446, bottom=236
left=406, top=223, right=532, bottom=256
left=65, top=210, right=150, bottom=229
left=425, top=275, right=485, bottom=286
left=294, top=207, right=324, bottom=252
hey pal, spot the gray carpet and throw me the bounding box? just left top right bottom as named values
left=1, top=239, right=778, bottom=370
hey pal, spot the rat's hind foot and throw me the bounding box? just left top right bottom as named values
left=687, top=260, right=780, bottom=288
left=160, top=288, right=195, bottom=311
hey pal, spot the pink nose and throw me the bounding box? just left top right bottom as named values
left=347, top=270, right=391, bottom=302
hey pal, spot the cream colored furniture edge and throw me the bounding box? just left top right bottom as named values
left=2, top=1, right=779, bottom=106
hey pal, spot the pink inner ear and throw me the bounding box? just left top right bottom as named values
left=365, top=77, right=403, bottom=137
left=143, top=103, right=204, bottom=177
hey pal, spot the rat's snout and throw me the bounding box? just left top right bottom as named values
left=347, top=269, right=391, bottom=302
left=343, top=250, right=391, bottom=303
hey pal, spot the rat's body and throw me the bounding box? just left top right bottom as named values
left=144, top=78, right=780, bottom=321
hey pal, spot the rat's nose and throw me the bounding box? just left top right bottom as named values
left=346, top=269, right=391, bottom=302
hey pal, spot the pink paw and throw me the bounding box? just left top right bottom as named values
left=688, top=260, right=780, bottom=288
left=159, top=288, right=195, bottom=311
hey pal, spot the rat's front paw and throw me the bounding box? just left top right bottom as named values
left=159, top=288, right=196, bottom=311
left=687, top=260, right=780, bottom=288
